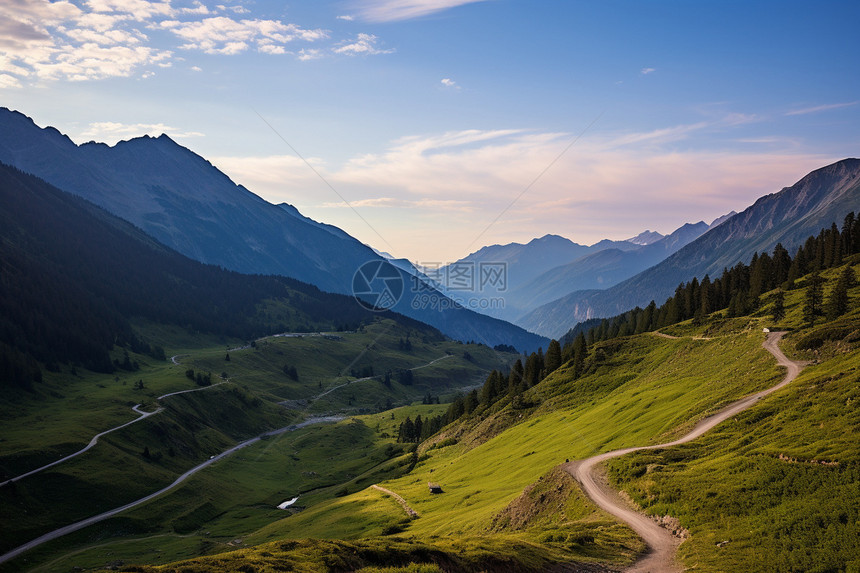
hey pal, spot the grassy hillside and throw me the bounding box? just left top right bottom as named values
left=606, top=262, right=860, bottom=573
left=0, top=318, right=511, bottom=571
left=96, top=262, right=860, bottom=573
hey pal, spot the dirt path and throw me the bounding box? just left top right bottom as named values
left=650, top=331, right=678, bottom=339
left=563, top=331, right=804, bottom=572
left=0, top=417, right=344, bottom=565
left=0, top=382, right=228, bottom=488
left=315, top=354, right=454, bottom=400
left=371, top=484, right=419, bottom=519
left=650, top=331, right=713, bottom=341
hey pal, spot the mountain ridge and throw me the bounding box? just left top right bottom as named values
left=518, top=158, right=860, bottom=337
left=0, top=108, right=547, bottom=352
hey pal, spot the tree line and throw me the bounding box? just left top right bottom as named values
left=562, top=212, right=859, bottom=346
left=426, top=214, right=859, bottom=438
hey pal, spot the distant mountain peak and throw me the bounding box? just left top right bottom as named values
left=531, top=233, right=574, bottom=244
left=709, top=211, right=737, bottom=229
left=625, top=230, right=664, bottom=245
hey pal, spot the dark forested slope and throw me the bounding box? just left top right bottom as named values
left=0, top=163, right=433, bottom=387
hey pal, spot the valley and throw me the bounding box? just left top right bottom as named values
left=16, top=255, right=847, bottom=573
left=0, top=110, right=857, bottom=573
left=0, top=319, right=509, bottom=571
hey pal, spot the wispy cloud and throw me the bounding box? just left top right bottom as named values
left=336, top=14, right=354, bottom=21
left=80, top=120, right=204, bottom=143
left=0, top=73, right=23, bottom=88
left=212, top=123, right=833, bottom=261
left=640, top=67, right=655, bottom=75
left=160, top=16, right=327, bottom=55
left=440, top=77, right=459, bottom=89
left=350, top=0, right=488, bottom=22
left=785, top=101, right=859, bottom=116
left=333, top=33, right=393, bottom=56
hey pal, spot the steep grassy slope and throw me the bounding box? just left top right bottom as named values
left=606, top=264, right=860, bottom=572
left=111, top=263, right=860, bottom=573
left=120, top=322, right=783, bottom=571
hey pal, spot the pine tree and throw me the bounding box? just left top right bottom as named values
left=572, top=332, right=587, bottom=378
left=523, top=354, right=540, bottom=387
left=544, top=339, right=562, bottom=375
left=508, top=359, right=524, bottom=394
left=786, top=247, right=805, bottom=288
left=842, top=212, right=857, bottom=255
left=464, top=390, right=479, bottom=414
left=481, top=370, right=499, bottom=404
left=771, top=289, right=785, bottom=322
left=414, top=416, right=423, bottom=441
left=803, top=271, right=825, bottom=326
left=828, top=223, right=843, bottom=268
left=399, top=417, right=415, bottom=443
left=699, top=276, right=712, bottom=315
left=772, top=243, right=791, bottom=285
left=825, top=267, right=852, bottom=320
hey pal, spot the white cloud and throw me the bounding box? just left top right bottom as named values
left=86, top=0, right=173, bottom=20
left=258, top=43, right=285, bottom=55
left=79, top=120, right=205, bottom=143
left=212, top=124, right=834, bottom=261
left=0, top=0, right=170, bottom=82
left=64, top=26, right=146, bottom=46
left=640, top=67, right=655, bottom=75
left=179, top=1, right=209, bottom=15
left=785, top=101, right=859, bottom=116
left=0, top=73, right=23, bottom=88
left=163, top=16, right=327, bottom=54
left=440, top=77, right=459, bottom=89
left=297, top=48, right=323, bottom=61
left=216, top=3, right=249, bottom=14
left=333, top=33, right=393, bottom=55
left=350, top=0, right=488, bottom=22
left=337, top=14, right=354, bottom=21
left=321, top=197, right=472, bottom=210
left=0, top=0, right=354, bottom=84
left=209, top=154, right=325, bottom=195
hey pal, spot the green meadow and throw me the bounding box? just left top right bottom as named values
left=2, top=262, right=857, bottom=573
left=0, top=318, right=511, bottom=571
left=106, top=261, right=859, bottom=573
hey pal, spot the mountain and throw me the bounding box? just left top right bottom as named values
left=0, top=108, right=546, bottom=352
left=504, top=221, right=711, bottom=319
left=0, top=161, right=412, bottom=385
left=444, top=234, right=597, bottom=291
left=432, top=234, right=641, bottom=321
left=519, top=159, right=860, bottom=337
left=708, top=210, right=737, bottom=229
left=626, top=229, right=664, bottom=245
left=440, top=218, right=726, bottom=324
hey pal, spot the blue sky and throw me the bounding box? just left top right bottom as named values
left=2, top=0, right=858, bottom=262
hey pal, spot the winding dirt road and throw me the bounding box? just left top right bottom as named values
left=563, top=331, right=805, bottom=572
left=0, top=382, right=227, bottom=488
left=315, top=354, right=454, bottom=400
left=0, top=416, right=344, bottom=565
